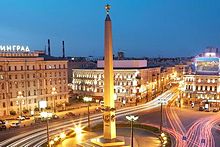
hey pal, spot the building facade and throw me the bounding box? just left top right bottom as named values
left=0, top=51, right=69, bottom=116
left=72, top=67, right=163, bottom=105
left=181, top=48, right=220, bottom=107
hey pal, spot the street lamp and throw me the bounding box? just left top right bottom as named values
left=51, top=87, right=57, bottom=113
left=126, top=115, right=139, bottom=147
left=40, top=111, right=52, bottom=146
left=16, top=91, right=24, bottom=116
left=83, top=97, right=92, bottom=130
left=158, top=98, right=167, bottom=133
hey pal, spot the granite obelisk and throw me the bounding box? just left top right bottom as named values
left=103, top=4, right=116, bottom=140
left=89, top=5, right=124, bottom=146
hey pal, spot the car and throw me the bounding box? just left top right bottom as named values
left=199, top=106, right=204, bottom=111
left=10, top=123, right=20, bottom=128
left=205, top=109, right=210, bottom=112
left=0, top=121, right=6, bottom=131
left=95, top=107, right=102, bottom=111
left=24, top=116, right=30, bottom=120
left=17, top=116, right=25, bottom=121
left=213, top=109, right=219, bottom=112
left=52, top=114, right=59, bottom=119
left=66, top=112, right=75, bottom=117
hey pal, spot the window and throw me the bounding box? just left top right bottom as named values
left=33, top=65, right=35, bottom=70
left=15, top=66, right=17, bottom=71
left=15, top=75, right=17, bottom=79
left=3, top=102, right=6, bottom=108
left=21, top=66, right=23, bottom=70
left=8, top=66, right=11, bottom=71
left=10, top=101, right=13, bottom=106
left=15, top=82, right=18, bottom=88
left=27, top=66, right=29, bottom=70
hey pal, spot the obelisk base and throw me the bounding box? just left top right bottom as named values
left=91, top=136, right=126, bottom=147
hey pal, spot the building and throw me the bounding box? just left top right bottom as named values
left=67, top=58, right=96, bottom=83
left=0, top=50, right=68, bottom=116
left=181, top=48, right=220, bottom=108
left=72, top=64, right=161, bottom=105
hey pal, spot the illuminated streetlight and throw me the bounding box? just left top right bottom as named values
left=54, top=136, right=59, bottom=142
left=74, top=125, right=83, bottom=135
left=83, top=97, right=92, bottom=130
left=51, top=87, right=57, bottom=113
left=49, top=140, right=54, bottom=146
left=158, top=98, right=167, bottom=133
left=60, top=132, right=66, bottom=139
left=126, top=115, right=139, bottom=147
left=16, top=91, right=24, bottom=116
left=41, top=112, right=52, bottom=146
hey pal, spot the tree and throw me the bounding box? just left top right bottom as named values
left=65, top=102, right=71, bottom=107
left=45, top=106, right=51, bottom=110
left=10, top=110, right=16, bottom=116
left=22, top=109, right=29, bottom=115
left=34, top=107, right=39, bottom=112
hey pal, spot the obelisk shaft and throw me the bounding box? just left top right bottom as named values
left=103, top=14, right=116, bottom=139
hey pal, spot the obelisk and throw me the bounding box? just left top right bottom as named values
left=89, top=4, right=125, bottom=146
left=103, top=4, right=116, bottom=139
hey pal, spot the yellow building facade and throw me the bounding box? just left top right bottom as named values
left=0, top=51, right=69, bottom=116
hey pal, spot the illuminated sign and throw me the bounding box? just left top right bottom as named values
left=0, top=45, right=30, bottom=52
left=39, top=101, right=47, bottom=109
left=195, top=57, right=219, bottom=74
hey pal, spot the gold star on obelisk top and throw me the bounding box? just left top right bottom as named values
left=105, top=4, right=111, bottom=14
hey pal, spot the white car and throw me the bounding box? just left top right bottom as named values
left=10, top=123, right=20, bottom=128
left=17, top=116, right=25, bottom=121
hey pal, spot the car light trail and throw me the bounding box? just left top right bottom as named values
left=0, top=89, right=175, bottom=147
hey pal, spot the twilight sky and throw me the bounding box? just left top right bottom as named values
left=0, top=0, right=220, bottom=57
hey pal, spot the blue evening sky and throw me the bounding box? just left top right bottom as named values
left=0, top=0, right=220, bottom=57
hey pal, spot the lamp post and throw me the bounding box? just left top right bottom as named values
left=40, top=112, right=52, bottom=146
left=51, top=87, right=57, bottom=113
left=126, top=115, right=139, bottom=147
left=158, top=98, right=167, bottom=133
left=83, top=97, right=92, bottom=130
left=16, top=91, right=24, bottom=116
